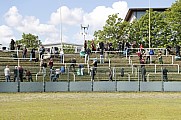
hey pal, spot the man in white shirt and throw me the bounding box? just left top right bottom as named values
left=4, top=65, right=10, bottom=82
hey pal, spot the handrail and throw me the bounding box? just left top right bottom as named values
left=132, top=64, right=179, bottom=73
left=128, top=55, right=174, bottom=64
left=147, top=72, right=181, bottom=82
left=36, top=72, right=46, bottom=81
left=87, top=57, right=111, bottom=67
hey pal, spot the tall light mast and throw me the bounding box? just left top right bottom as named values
left=149, top=0, right=151, bottom=50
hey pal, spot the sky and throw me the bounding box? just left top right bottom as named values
left=0, top=0, right=176, bottom=47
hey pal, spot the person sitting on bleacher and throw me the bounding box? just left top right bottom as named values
left=25, top=70, right=33, bottom=82
left=60, top=66, right=65, bottom=74
left=70, top=58, right=76, bottom=72
left=50, top=69, right=59, bottom=82
left=77, top=64, right=84, bottom=76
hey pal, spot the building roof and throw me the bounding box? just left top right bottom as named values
left=43, top=42, right=83, bottom=47
left=124, top=8, right=167, bottom=22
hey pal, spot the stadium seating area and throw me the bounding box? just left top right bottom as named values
left=0, top=48, right=181, bottom=82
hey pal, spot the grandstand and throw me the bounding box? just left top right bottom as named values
left=0, top=47, right=181, bottom=92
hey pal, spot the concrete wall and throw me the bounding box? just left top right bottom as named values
left=0, top=81, right=181, bottom=92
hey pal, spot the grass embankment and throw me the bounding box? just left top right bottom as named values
left=0, top=92, right=181, bottom=120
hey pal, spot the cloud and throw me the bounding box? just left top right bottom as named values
left=83, top=1, right=128, bottom=32
left=4, top=6, right=60, bottom=45
left=49, top=1, right=128, bottom=44
left=4, top=6, right=23, bottom=27
left=1, top=1, right=128, bottom=47
left=0, top=25, right=15, bottom=47
left=80, top=1, right=128, bottom=42
left=49, top=6, right=84, bottom=25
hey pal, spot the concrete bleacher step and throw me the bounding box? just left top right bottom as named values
left=0, top=50, right=181, bottom=82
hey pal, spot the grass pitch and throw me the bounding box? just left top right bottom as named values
left=0, top=92, right=181, bottom=120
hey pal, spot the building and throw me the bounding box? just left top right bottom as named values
left=42, top=42, right=83, bottom=53
left=124, top=8, right=167, bottom=23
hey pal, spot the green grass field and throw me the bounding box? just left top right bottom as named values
left=0, top=92, right=181, bottom=120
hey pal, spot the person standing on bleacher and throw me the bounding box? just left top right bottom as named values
left=162, top=67, right=168, bottom=82
left=4, top=65, right=10, bottom=82
left=13, top=66, right=18, bottom=82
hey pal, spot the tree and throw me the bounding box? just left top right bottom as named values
left=165, top=0, right=181, bottom=46
left=128, top=9, right=169, bottom=48
left=16, top=33, right=41, bottom=49
left=94, top=0, right=180, bottom=49
left=94, top=14, right=129, bottom=48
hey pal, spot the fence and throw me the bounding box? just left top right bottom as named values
left=1, top=65, right=181, bottom=92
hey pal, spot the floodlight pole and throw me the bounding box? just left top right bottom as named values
left=149, top=0, right=151, bottom=50
left=60, top=5, right=63, bottom=53
left=59, top=3, right=64, bottom=63
left=81, top=24, right=89, bottom=43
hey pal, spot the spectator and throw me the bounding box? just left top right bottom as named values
left=50, top=68, right=59, bottom=82
left=59, top=50, right=64, bottom=63
left=121, top=68, right=124, bottom=77
left=40, top=59, right=47, bottom=75
left=30, top=48, right=35, bottom=61
left=4, top=65, right=10, bottom=82
left=92, top=59, right=98, bottom=72
left=140, top=57, right=145, bottom=68
left=10, top=39, right=15, bottom=50
left=99, top=42, right=104, bottom=64
left=145, top=49, right=150, bottom=64
left=84, top=40, right=87, bottom=52
left=162, top=67, right=168, bottom=82
left=50, top=47, right=54, bottom=58
left=176, top=44, right=180, bottom=56
left=166, top=45, right=171, bottom=55
left=149, top=49, right=154, bottom=55
left=17, top=44, right=21, bottom=50
left=137, top=51, right=143, bottom=61
left=60, top=66, right=65, bottom=74
left=22, top=46, right=27, bottom=59
left=25, top=70, right=33, bottom=82
left=13, top=66, right=18, bottom=82
left=139, top=43, right=143, bottom=51
left=77, top=64, right=84, bottom=76
left=109, top=68, right=113, bottom=81
left=85, top=47, right=91, bottom=63
left=54, top=47, right=59, bottom=58
left=149, top=49, right=154, bottom=63
left=90, top=67, right=96, bottom=81
left=50, top=68, right=55, bottom=81
left=70, top=58, right=76, bottom=72
left=39, top=45, right=45, bottom=60
left=18, top=66, right=24, bottom=82
left=141, top=66, right=146, bottom=82
left=48, top=58, right=54, bottom=70
left=91, top=40, right=96, bottom=51
left=158, top=50, right=163, bottom=64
